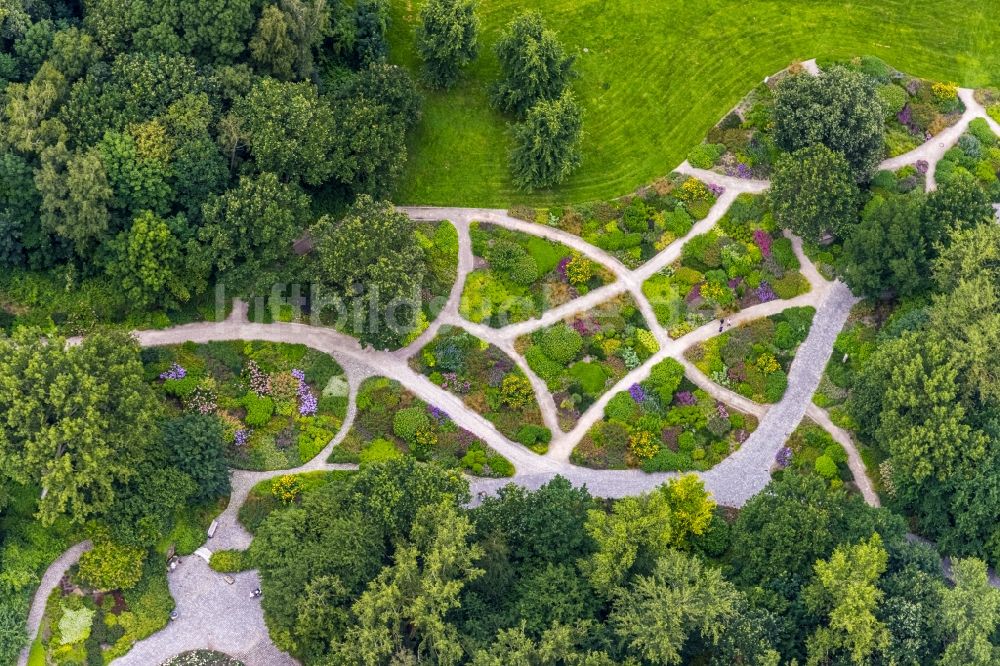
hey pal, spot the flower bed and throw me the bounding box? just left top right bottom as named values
left=411, top=325, right=551, bottom=453
left=773, top=419, right=851, bottom=491
left=329, top=376, right=514, bottom=477
left=165, top=651, right=244, bottom=666
left=36, top=554, right=173, bottom=664
left=141, top=341, right=348, bottom=471
left=572, top=358, right=757, bottom=472
left=642, top=194, right=810, bottom=338
left=935, top=118, right=1000, bottom=200
left=515, top=293, right=659, bottom=430
left=508, top=174, right=721, bottom=269
left=685, top=306, right=815, bottom=403
left=687, top=71, right=783, bottom=179
left=460, top=222, right=613, bottom=326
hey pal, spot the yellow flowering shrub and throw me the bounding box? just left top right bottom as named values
left=628, top=430, right=660, bottom=460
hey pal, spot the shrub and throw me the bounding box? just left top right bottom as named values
left=687, top=143, right=726, bottom=169
left=209, top=549, right=249, bottom=573
left=271, top=474, right=301, bottom=503
left=392, top=406, right=431, bottom=442
left=876, top=84, right=907, bottom=118
left=243, top=392, right=274, bottom=427
left=515, top=424, right=551, bottom=448
left=486, top=455, right=515, bottom=477
left=606, top=391, right=637, bottom=422
left=525, top=345, right=563, bottom=384
left=772, top=273, right=808, bottom=300
left=814, top=454, right=838, bottom=479
left=487, top=239, right=524, bottom=269
left=59, top=604, right=95, bottom=645
left=509, top=253, right=540, bottom=285
left=647, top=358, right=684, bottom=402
left=500, top=374, right=534, bottom=408
left=541, top=324, right=583, bottom=363
left=824, top=443, right=849, bottom=464
left=763, top=370, right=788, bottom=402
left=360, top=438, right=403, bottom=464
left=628, top=430, right=659, bottom=460
left=78, top=542, right=146, bottom=592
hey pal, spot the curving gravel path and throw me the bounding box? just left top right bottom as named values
left=16, top=541, right=93, bottom=666
left=28, top=60, right=1000, bottom=666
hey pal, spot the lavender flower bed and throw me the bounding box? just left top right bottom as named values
left=142, top=341, right=348, bottom=470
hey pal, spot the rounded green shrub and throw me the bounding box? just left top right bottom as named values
left=605, top=391, right=637, bottom=422
left=509, top=253, right=540, bottom=285
left=392, top=406, right=430, bottom=442
left=487, top=239, right=525, bottom=269
left=360, top=438, right=403, bottom=465
left=687, top=143, right=726, bottom=169
left=763, top=370, right=788, bottom=403
left=541, top=324, right=583, bottom=364
left=814, top=454, right=838, bottom=479
left=243, top=393, right=274, bottom=427
left=209, top=549, right=249, bottom=573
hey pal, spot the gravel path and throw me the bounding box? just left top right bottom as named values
left=16, top=541, right=93, bottom=666
left=879, top=88, right=988, bottom=190
left=32, top=61, right=1000, bottom=665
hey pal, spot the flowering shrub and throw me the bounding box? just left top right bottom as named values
left=291, top=369, right=317, bottom=416
left=756, top=281, right=777, bottom=302
left=565, top=254, right=593, bottom=286
left=931, top=81, right=958, bottom=101
left=500, top=374, right=534, bottom=409
left=753, top=353, right=780, bottom=374
left=234, top=429, right=251, bottom=446
left=753, top=229, right=772, bottom=257
left=245, top=360, right=270, bottom=396
left=628, top=383, right=646, bottom=402
left=160, top=363, right=186, bottom=380
left=628, top=430, right=659, bottom=460
left=186, top=379, right=218, bottom=415
left=271, top=475, right=301, bottom=504
left=775, top=446, right=792, bottom=469
left=675, top=391, right=696, bottom=406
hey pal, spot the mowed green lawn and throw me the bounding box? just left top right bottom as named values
left=387, top=0, right=999, bottom=207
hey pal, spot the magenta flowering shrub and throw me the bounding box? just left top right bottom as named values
left=441, top=372, right=472, bottom=394
left=753, top=229, right=772, bottom=257
left=675, top=391, right=696, bottom=406
left=707, top=183, right=725, bottom=197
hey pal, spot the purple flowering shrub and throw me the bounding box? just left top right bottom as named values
left=146, top=342, right=346, bottom=470
left=576, top=359, right=758, bottom=473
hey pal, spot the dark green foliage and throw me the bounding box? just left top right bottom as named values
left=490, top=11, right=575, bottom=118
left=510, top=90, right=583, bottom=190
left=353, top=0, right=389, bottom=67
left=773, top=66, right=885, bottom=179
left=770, top=144, right=860, bottom=241
left=416, top=0, right=478, bottom=89
left=310, top=196, right=424, bottom=350
left=162, top=414, right=231, bottom=503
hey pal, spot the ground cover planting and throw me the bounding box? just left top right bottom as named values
left=572, top=357, right=757, bottom=472
left=508, top=174, right=720, bottom=268
left=34, top=550, right=173, bottom=664
left=411, top=325, right=551, bottom=452
left=141, top=342, right=348, bottom=471
left=643, top=194, right=810, bottom=338
left=686, top=307, right=815, bottom=404
left=773, top=419, right=852, bottom=490
left=460, top=221, right=613, bottom=326
left=514, top=293, right=658, bottom=430
left=329, top=377, right=514, bottom=476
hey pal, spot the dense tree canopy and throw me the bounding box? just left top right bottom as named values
left=0, top=327, right=160, bottom=525
left=491, top=11, right=575, bottom=118
left=416, top=0, right=479, bottom=89
left=510, top=90, right=583, bottom=190
left=773, top=66, right=885, bottom=179
left=769, top=144, right=860, bottom=242
left=310, top=196, right=425, bottom=349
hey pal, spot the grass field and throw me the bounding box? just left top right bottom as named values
left=387, top=0, right=1000, bottom=206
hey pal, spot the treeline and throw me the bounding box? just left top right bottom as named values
left=249, top=461, right=1000, bottom=665
left=0, top=0, right=419, bottom=307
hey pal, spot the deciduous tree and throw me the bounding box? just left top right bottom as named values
left=491, top=11, right=575, bottom=118
left=770, top=144, right=859, bottom=242
left=416, top=0, right=478, bottom=89
left=510, top=90, right=582, bottom=191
